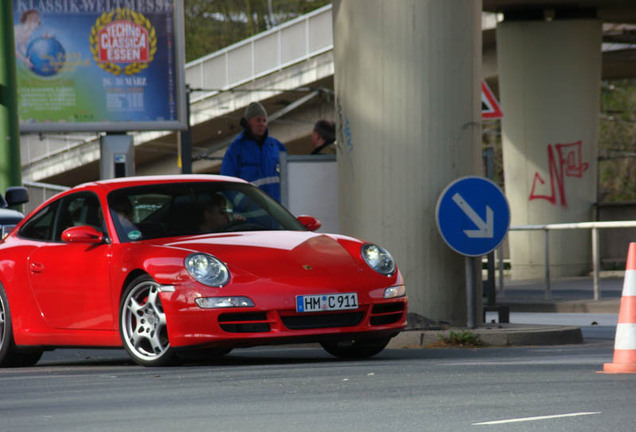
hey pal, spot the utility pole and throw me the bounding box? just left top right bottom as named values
left=0, top=0, right=22, bottom=192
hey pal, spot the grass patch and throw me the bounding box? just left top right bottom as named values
left=428, top=330, right=486, bottom=348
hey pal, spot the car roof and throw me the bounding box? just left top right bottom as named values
left=76, top=174, right=248, bottom=192
left=22, top=175, right=249, bottom=220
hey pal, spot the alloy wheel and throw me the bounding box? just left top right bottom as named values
left=121, top=277, right=173, bottom=365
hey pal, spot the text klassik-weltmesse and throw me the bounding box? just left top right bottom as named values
left=14, top=0, right=173, bottom=14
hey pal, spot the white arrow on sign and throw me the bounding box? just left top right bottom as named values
left=451, top=192, right=493, bottom=238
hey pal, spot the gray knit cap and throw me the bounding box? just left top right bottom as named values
left=244, top=102, right=267, bottom=120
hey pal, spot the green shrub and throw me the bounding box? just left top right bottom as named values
left=436, top=330, right=486, bottom=348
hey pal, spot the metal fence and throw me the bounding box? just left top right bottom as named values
left=508, top=221, right=636, bottom=300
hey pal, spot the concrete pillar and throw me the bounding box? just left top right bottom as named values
left=333, top=0, right=482, bottom=325
left=497, top=16, right=602, bottom=279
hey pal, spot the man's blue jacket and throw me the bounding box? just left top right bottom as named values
left=220, top=130, right=287, bottom=202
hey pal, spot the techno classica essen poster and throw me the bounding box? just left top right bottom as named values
left=13, top=0, right=186, bottom=132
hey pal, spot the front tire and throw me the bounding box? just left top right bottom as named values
left=120, top=275, right=177, bottom=366
left=320, top=337, right=391, bottom=359
left=0, top=284, right=42, bottom=367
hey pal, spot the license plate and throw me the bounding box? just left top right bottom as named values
left=296, top=293, right=359, bottom=313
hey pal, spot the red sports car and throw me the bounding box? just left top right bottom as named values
left=0, top=175, right=407, bottom=367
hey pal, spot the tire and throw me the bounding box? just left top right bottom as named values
left=120, top=275, right=177, bottom=367
left=320, top=337, right=391, bottom=359
left=0, top=284, right=42, bottom=367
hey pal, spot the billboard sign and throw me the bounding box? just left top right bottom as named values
left=13, top=0, right=186, bottom=133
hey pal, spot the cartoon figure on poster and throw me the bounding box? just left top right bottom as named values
left=15, top=9, right=66, bottom=77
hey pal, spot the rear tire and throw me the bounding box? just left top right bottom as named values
left=320, top=337, right=391, bottom=359
left=0, top=284, right=42, bottom=367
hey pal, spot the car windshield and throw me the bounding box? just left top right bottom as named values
left=107, top=181, right=306, bottom=242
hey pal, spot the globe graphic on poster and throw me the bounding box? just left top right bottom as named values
left=26, top=36, right=66, bottom=77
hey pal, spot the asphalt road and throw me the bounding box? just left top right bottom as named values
left=0, top=336, right=633, bottom=432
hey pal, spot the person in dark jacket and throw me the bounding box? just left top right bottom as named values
left=310, top=119, right=336, bottom=155
left=221, top=102, right=287, bottom=202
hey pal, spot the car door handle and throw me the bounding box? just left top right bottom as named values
left=30, top=262, right=45, bottom=273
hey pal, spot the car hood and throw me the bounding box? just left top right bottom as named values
left=158, top=231, right=364, bottom=282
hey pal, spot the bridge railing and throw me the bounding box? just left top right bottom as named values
left=185, top=4, right=333, bottom=103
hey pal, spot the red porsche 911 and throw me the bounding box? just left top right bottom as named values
left=0, top=175, right=407, bottom=367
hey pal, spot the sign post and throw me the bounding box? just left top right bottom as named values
left=0, top=0, right=22, bottom=192
left=436, top=176, right=510, bottom=327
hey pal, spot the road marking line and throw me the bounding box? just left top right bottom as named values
left=472, top=412, right=601, bottom=425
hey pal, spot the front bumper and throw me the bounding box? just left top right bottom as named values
left=160, top=283, right=407, bottom=348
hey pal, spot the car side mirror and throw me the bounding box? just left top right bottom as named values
left=5, top=187, right=29, bottom=206
left=297, top=215, right=322, bottom=232
left=62, top=226, right=104, bottom=244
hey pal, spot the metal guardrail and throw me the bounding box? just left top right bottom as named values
left=508, top=221, right=636, bottom=301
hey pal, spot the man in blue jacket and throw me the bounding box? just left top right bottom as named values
left=221, top=102, right=287, bottom=202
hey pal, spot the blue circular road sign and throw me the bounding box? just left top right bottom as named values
left=436, top=176, right=510, bottom=257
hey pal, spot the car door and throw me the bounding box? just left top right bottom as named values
left=26, top=192, right=114, bottom=330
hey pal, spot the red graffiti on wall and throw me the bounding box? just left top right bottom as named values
left=529, top=141, right=589, bottom=208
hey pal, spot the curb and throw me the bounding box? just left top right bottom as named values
left=388, top=324, right=584, bottom=348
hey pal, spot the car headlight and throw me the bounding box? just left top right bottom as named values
left=195, top=297, right=254, bottom=309
left=185, top=253, right=230, bottom=287
left=384, top=285, right=406, bottom=298
left=361, top=243, right=396, bottom=276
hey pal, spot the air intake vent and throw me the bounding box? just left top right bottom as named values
left=218, top=312, right=270, bottom=333
left=370, top=302, right=405, bottom=326
left=282, top=312, right=364, bottom=330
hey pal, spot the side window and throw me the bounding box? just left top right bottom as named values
left=18, top=202, right=59, bottom=242
left=109, top=193, right=171, bottom=242
left=54, top=193, right=104, bottom=242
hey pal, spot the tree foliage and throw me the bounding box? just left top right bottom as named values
left=598, top=79, right=636, bottom=202
left=184, top=0, right=331, bottom=62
